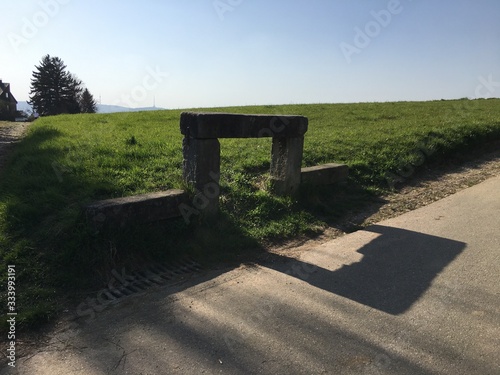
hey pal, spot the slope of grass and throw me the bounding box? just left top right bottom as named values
left=0, top=99, right=499, bottom=331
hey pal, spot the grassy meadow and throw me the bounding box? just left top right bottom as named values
left=0, top=99, right=499, bottom=330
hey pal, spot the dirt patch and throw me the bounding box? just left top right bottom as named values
left=353, top=151, right=500, bottom=226
left=0, top=122, right=31, bottom=173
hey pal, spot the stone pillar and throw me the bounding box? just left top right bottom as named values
left=270, top=136, right=304, bottom=196
left=182, top=136, right=221, bottom=215
left=180, top=112, right=308, bottom=212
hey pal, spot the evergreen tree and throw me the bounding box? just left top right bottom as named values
left=62, top=73, right=83, bottom=114
left=79, top=88, right=97, bottom=113
left=29, top=55, right=84, bottom=116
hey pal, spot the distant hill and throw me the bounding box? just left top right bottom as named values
left=16, top=101, right=164, bottom=115
left=97, top=104, right=165, bottom=114
left=17, top=101, right=33, bottom=114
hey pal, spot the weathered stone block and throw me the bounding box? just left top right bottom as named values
left=85, top=189, right=189, bottom=230
left=301, top=163, right=349, bottom=185
left=270, top=136, right=304, bottom=196
left=182, top=137, right=220, bottom=215
left=181, top=112, right=309, bottom=204
left=180, top=112, right=308, bottom=139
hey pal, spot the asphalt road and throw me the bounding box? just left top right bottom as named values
left=4, top=175, right=500, bottom=375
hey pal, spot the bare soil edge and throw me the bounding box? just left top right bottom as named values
left=269, top=146, right=500, bottom=257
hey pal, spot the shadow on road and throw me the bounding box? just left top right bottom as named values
left=14, top=224, right=474, bottom=374
left=262, top=224, right=466, bottom=315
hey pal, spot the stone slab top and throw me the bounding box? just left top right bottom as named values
left=84, top=189, right=188, bottom=230
left=301, top=163, right=348, bottom=173
left=301, top=163, right=349, bottom=185
left=180, top=112, right=308, bottom=139
left=85, top=189, right=187, bottom=210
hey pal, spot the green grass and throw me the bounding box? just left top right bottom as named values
left=1, top=99, right=499, bottom=331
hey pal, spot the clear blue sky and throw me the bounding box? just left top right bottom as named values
left=1, top=0, right=499, bottom=109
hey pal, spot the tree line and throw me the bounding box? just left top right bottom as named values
left=29, top=55, right=97, bottom=116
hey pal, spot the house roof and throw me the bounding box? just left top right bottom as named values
left=0, top=80, right=18, bottom=104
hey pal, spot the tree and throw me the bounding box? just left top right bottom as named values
left=61, top=73, right=83, bottom=114
left=29, top=55, right=91, bottom=116
left=79, top=88, right=97, bottom=113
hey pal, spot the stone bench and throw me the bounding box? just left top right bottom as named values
left=180, top=112, right=309, bottom=214
left=180, top=112, right=308, bottom=139
left=84, top=112, right=350, bottom=230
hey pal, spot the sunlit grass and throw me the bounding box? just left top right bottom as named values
left=0, top=99, right=499, bottom=331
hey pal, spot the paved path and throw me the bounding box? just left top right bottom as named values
left=4, top=176, right=500, bottom=375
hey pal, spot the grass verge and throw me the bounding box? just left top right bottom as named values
left=0, top=99, right=499, bottom=331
